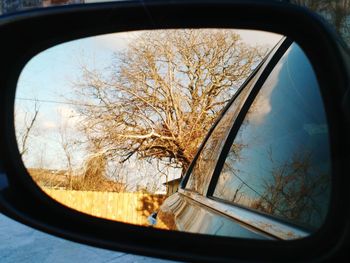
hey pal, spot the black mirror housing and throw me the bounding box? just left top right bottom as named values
left=0, top=1, right=350, bottom=262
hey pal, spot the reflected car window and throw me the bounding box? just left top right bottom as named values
left=185, top=71, right=260, bottom=195
left=213, top=43, right=331, bottom=230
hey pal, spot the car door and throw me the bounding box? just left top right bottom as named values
left=156, top=38, right=284, bottom=239
left=157, top=38, right=332, bottom=240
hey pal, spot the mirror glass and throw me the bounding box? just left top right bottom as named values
left=15, top=29, right=331, bottom=240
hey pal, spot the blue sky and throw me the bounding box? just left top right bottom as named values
left=14, top=29, right=282, bottom=192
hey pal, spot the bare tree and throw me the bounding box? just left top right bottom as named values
left=73, top=29, right=267, bottom=175
left=58, top=120, right=75, bottom=189
left=72, top=148, right=126, bottom=192
left=250, top=151, right=329, bottom=224
left=18, top=101, right=39, bottom=156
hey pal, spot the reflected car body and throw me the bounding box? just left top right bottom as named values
left=157, top=37, right=331, bottom=240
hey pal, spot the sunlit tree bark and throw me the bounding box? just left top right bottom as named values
left=74, top=29, right=267, bottom=174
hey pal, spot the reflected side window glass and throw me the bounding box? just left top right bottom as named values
left=185, top=73, right=260, bottom=195
left=213, top=43, right=331, bottom=230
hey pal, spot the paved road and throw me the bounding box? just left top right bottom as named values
left=0, top=213, right=178, bottom=263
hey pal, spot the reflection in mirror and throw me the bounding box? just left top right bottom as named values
left=14, top=28, right=309, bottom=238
left=212, top=43, right=331, bottom=238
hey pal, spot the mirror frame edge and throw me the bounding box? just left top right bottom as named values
left=0, top=1, right=349, bottom=262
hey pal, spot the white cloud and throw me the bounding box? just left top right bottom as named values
left=57, top=105, right=77, bottom=119
left=248, top=49, right=290, bottom=125
left=41, top=120, right=57, bottom=130
left=235, top=29, right=283, bottom=47
left=91, top=31, right=142, bottom=52
left=53, top=105, right=85, bottom=135
left=90, top=29, right=282, bottom=53
left=14, top=106, right=26, bottom=132
left=18, top=105, right=83, bottom=134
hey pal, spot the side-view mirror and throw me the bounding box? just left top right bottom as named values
left=0, top=1, right=349, bottom=262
